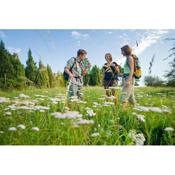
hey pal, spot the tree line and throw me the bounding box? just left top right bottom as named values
left=0, top=40, right=102, bottom=90
left=0, top=40, right=66, bottom=90
left=0, top=39, right=174, bottom=90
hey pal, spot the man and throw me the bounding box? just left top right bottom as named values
left=64, top=49, right=91, bottom=100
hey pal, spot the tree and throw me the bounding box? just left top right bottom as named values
left=11, top=53, right=25, bottom=77
left=165, top=58, right=175, bottom=86
left=11, top=53, right=27, bottom=89
left=89, top=65, right=101, bottom=86
left=164, top=45, right=175, bottom=86
left=47, top=64, right=54, bottom=87
left=25, top=49, right=37, bottom=83
left=0, top=40, right=16, bottom=89
left=144, top=75, right=164, bottom=87
left=35, top=61, right=49, bottom=88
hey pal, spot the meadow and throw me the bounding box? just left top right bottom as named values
left=0, top=86, right=175, bottom=145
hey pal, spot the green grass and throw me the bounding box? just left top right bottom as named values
left=0, top=86, right=175, bottom=145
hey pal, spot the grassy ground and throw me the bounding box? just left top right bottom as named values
left=0, top=86, right=175, bottom=145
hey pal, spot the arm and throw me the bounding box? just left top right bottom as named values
left=64, top=67, right=74, bottom=80
left=64, top=58, right=75, bottom=80
left=82, top=58, right=91, bottom=76
left=127, top=56, right=134, bottom=83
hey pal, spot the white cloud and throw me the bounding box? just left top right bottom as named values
left=8, top=47, right=21, bottom=54
left=108, top=31, right=113, bottom=35
left=119, top=33, right=131, bottom=46
left=0, top=31, right=6, bottom=38
left=71, top=30, right=89, bottom=40
left=133, top=29, right=169, bottom=55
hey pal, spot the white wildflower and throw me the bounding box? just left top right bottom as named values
left=0, top=131, right=4, bottom=134
left=77, top=100, right=87, bottom=104
left=4, top=111, right=12, bottom=116
left=49, top=97, right=61, bottom=104
left=70, top=96, right=79, bottom=102
left=164, top=127, right=174, bottom=132
left=19, top=93, right=30, bottom=98
left=135, top=133, right=146, bottom=145
left=32, top=127, right=40, bottom=132
left=134, top=105, right=171, bottom=113
left=133, top=112, right=145, bottom=122
left=51, top=112, right=66, bottom=119
left=51, top=111, right=82, bottom=119
left=128, top=129, right=145, bottom=145
left=8, top=127, right=17, bottom=131
left=86, top=108, right=96, bottom=117
left=77, top=119, right=94, bottom=125
left=0, top=97, right=10, bottom=103
left=104, top=101, right=114, bottom=106
left=134, top=106, right=150, bottom=112
left=34, top=106, right=50, bottom=111
left=17, top=124, right=26, bottom=130
left=65, top=111, right=82, bottom=119
left=91, top=132, right=100, bottom=137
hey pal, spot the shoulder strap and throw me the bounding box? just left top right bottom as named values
left=70, top=57, right=76, bottom=71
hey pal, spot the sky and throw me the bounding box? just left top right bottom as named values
left=0, top=29, right=175, bottom=85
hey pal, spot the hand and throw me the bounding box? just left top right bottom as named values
left=69, top=73, right=74, bottom=81
left=82, top=69, right=87, bottom=76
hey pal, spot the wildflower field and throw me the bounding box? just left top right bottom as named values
left=0, top=86, right=175, bottom=145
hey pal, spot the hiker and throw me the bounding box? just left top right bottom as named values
left=102, top=53, right=120, bottom=97
left=120, top=45, right=136, bottom=110
left=64, top=49, right=91, bottom=100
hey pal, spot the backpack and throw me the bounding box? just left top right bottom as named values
left=63, top=57, right=76, bottom=81
left=103, top=62, right=119, bottom=81
left=127, top=55, right=142, bottom=79
left=132, top=54, right=142, bottom=79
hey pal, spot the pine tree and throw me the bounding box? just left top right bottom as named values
left=0, top=40, right=16, bottom=89
left=25, top=49, right=37, bottom=83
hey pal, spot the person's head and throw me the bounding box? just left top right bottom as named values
left=77, top=49, right=87, bottom=60
left=105, top=53, right=113, bottom=63
left=121, top=45, right=132, bottom=56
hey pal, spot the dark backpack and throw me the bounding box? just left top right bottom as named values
left=63, top=58, right=76, bottom=81
left=103, top=63, right=119, bottom=81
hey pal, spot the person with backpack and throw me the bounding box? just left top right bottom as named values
left=103, top=53, right=120, bottom=97
left=120, top=45, right=141, bottom=110
left=64, top=49, right=91, bottom=100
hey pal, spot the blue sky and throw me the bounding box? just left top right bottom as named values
left=0, top=29, right=175, bottom=84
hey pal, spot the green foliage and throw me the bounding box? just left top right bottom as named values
left=47, top=64, right=55, bottom=87
left=25, top=49, right=38, bottom=83
left=35, top=62, right=49, bottom=88
left=0, top=40, right=66, bottom=90
left=0, top=40, right=28, bottom=89
left=0, top=87, right=174, bottom=145
left=144, top=75, right=165, bottom=87
left=165, top=58, right=175, bottom=86
left=89, top=65, right=101, bottom=86
left=55, top=72, right=66, bottom=87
